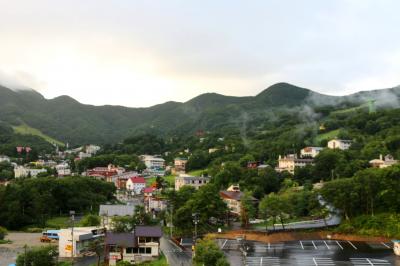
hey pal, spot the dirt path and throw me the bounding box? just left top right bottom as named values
left=207, top=230, right=391, bottom=243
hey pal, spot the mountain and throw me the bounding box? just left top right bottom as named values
left=0, top=82, right=399, bottom=146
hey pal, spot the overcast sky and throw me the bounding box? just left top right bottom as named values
left=0, top=0, right=399, bottom=107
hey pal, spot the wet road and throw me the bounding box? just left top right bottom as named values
left=218, top=239, right=400, bottom=266
left=160, top=237, right=192, bottom=266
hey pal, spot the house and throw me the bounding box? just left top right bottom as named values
left=99, top=205, right=136, bottom=228
left=143, top=188, right=167, bottom=213
left=79, top=152, right=92, bottom=159
left=140, top=155, right=165, bottom=169
left=109, top=171, right=140, bottom=190
left=58, top=227, right=105, bottom=258
left=174, top=158, right=188, bottom=173
left=247, top=161, right=262, bottom=169
left=300, top=147, right=324, bottom=158
left=275, top=154, right=314, bottom=174
left=220, top=185, right=256, bottom=216
left=105, top=226, right=163, bottom=265
left=0, top=155, right=10, bottom=163
left=208, top=148, right=219, bottom=154
left=126, top=177, right=146, bottom=194
left=174, top=174, right=210, bottom=191
left=56, top=163, right=71, bottom=177
left=327, top=139, right=352, bottom=150
left=14, top=166, right=47, bottom=178
left=369, top=154, right=398, bottom=169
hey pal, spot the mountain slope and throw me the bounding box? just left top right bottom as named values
left=0, top=83, right=399, bottom=145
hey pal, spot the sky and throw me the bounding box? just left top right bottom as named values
left=0, top=0, right=399, bottom=107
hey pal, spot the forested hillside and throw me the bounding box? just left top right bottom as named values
left=1, top=82, right=399, bottom=146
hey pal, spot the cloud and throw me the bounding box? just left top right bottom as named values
left=0, top=69, right=46, bottom=91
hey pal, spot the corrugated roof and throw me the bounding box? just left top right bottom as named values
left=105, top=233, right=136, bottom=246
left=99, top=205, right=135, bottom=216
left=135, top=226, right=163, bottom=237
left=129, top=177, right=146, bottom=183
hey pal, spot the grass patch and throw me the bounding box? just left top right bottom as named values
left=13, top=123, right=65, bottom=146
left=0, top=239, right=12, bottom=244
left=46, top=216, right=71, bottom=229
left=315, top=129, right=340, bottom=144
left=146, top=175, right=175, bottom=187
left=186, top=169, right=206, bottom=176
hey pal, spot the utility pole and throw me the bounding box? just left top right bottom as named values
left=70, top=210, right=75, bottom=266
left=192, top=212, right=199, bottom=242
left=169, top=204, right=173, bottom=238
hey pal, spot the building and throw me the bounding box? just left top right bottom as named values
left=78, top=152, right=92, bottom=159
left=56, top=163, right=71, bottom=177
left=0, top=155, right=10, bottom=163
left=109, top=171, right=140, bottom=190
left=58, top=227, right=105, bottom=258
left=219, top=185, right=256, bottom=216
left=174, top=174, right=210, bottom=191
left=174, top=158, right=188, bottom=173
left=105, top=226, right=163, bottom=265
left=275, top=154, right=314, bottom=174
left=369, top=154, right=398, bottom=169
left=85, top=144, right=101, bottom=155
left=99, top=205, right=136, bottom=228
left=300, top=147, right=324, bottom=158
left=143, top=188, right=167, bottom=213
left=140, top=155, right=165, bottom=169
left=327, top=139, right=352, bottom=150
left=87, top=164, right=125, bottom=180
left=14, top=166, right=47, bottom=178
left=208, top=148, right=219, bottom=154
left=126, top=177, right=146, bottom=194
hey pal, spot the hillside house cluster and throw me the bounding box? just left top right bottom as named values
left=220, top=185, right=257, bottom=216
left=369, top=154, right=398, bottom=169
left=275, top=154, right=314, bottom=174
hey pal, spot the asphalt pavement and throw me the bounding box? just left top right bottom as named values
left=160, top=237, right=192, bottom=266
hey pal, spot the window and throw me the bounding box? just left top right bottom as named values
left=146, top=247, right=152, bottom=254
left=146, top=237, right=152, bottom=242
left=139, top=247, right=145, bottom=254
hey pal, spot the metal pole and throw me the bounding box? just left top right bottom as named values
left=70, top=210, right=75, bottom=266
left=170, top=204, right=173, bottom=238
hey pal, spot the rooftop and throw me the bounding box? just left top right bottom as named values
left=135, top=226, right=163, bottom=237
left=99, top=204, right=135, bottom=216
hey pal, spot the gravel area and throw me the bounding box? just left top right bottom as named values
left=0, top=232, right=56, bottom=266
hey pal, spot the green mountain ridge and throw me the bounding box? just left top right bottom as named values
left=0, top=83, right=399, bottom=145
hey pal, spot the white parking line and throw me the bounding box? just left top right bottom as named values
left=350, top=258, right=390, bottom=266
left=324, top=240, right=330, bottom=250
left=300, top=241, right=304, bottom=249
left=221, top=239, right=228, bottom=249
left=268, top=242, right=270, bottom=249
left=348, top=240, right=358, bottom=250
left=312, top=241, right=318, bottom=249
left=380, top=242, right=390, bottom=249
left=313, top=257, right=318, bottom=266
left=260, top=257, right=262, bottom=266
left=336, top=240, right=344, bottom=250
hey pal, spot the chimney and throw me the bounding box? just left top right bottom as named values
left=380, top=154, right=383, bottom=161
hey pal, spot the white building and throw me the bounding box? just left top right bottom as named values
left=174, top=174, right=210, bottom=191
left=79, top=152, right=92, bottom=159
left=327, top=139, right=352, bottom=150
left=58, top=227, right=105, bottom=258
left=14, top=166, right=47, bottom=178
left=56, top=163, right=71, bottom=176
left=369, top=154, right=398, bottom=169
left=140, top=155, right=165, bottom=169
left=300, top=147, right=324, bottom=158
left=85, top=145, right=101, bottom=155
left=126, top=177, right=146, bottom=194
left=0, top=155, right=11, bottom=163
left=275, top=154, right=314, bottom=174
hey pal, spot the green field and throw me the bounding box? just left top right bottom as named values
left=186, top=169, right=207, bottom=176
left=146, top=174, right=175, bottom=187
left=315, top=129, right=340, bottom=144
left=13, top=124, right=65, bottom=146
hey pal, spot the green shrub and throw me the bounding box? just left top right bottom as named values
left=0, top=226, right=7, bottom=240
left=79, top=214, right=101, bottom=227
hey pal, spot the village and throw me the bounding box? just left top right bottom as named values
left=1, top=136, right=399, bottom=266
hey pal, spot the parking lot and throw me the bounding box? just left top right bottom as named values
left=217, top=239, right=399, bottom=266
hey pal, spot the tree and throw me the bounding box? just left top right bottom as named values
left=80, top=214, right=101, bottom=226
left=240, top=191, right=256, bottom=228
left=194, top=239, right=228, bottom=266
left=16, top=246, right=57, bottom=266
left=0, top=226, right=7, bottom=240
left=89, top=239, right=103, bottom=266
left=259, top=193, right=281, bottom=231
